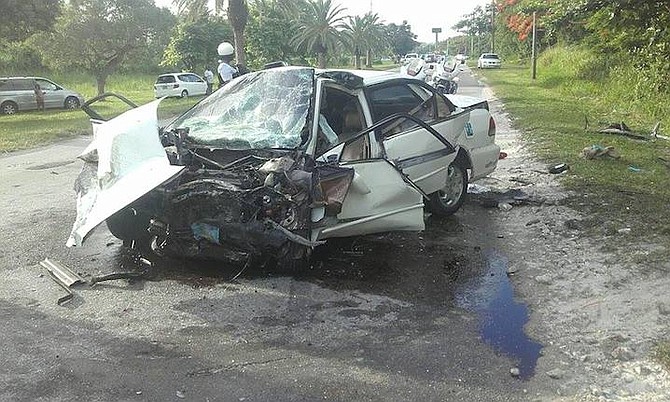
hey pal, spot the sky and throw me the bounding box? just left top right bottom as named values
left=153, top=0, right=491, bottom=43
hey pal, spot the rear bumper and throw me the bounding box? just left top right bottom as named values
left=468, top=143, right=500, bottom=180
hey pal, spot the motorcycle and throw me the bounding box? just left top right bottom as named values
left=433, top=67, right=460, bottom=95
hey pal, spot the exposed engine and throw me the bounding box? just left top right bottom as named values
left=120, top=149, right=321, bottom=265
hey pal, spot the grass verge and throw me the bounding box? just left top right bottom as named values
left=477, top=50, right=670, bottom=245
left=0, top=73, right=200, bottom=153
left=656, top=342, right=670, bottom=371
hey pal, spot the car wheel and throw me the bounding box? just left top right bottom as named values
left=106, top=207, right=152, bottom=243
left=64, top=96, right=80, bottom=109
left=1, top=101, right=18, bottom=115
left=428, top=162, right=468, bottom=216
left=180, top=89, right=188, bottom=98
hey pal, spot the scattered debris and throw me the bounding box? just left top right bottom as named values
left=658, top=157, right=670, bottom=170
left=510, top=367, right=521, bottom=377
left=617, top=228, right=632, bottom=235
left=597, top=122, right=648, bottom=141
left=499, top=151, right=508, bottom=160
left=469, top=188, right=541, bottom=209
left=89, top=271, right=150, bottom=286
left=498, top=202, right=513, bottom=211
left=548, top=163, right=569, bottom=174
left=581, top=145, right=620, bottom=160
left=627, top=166, right=642, bottom=173
left=39, top=258, right=85, bottom=305
left=467, top=183, right=491, bottom=194
left=546, top=368, right=565, bottom=380
left=525, top=218, right=541, bottom=226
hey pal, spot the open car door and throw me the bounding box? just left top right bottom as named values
left=377, top=111, right=464, bottom=198
left=311, top=113, right=458, bottom=241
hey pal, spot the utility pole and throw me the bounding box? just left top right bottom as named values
left=490, top=0, right=496, bottom=52
left=531, top=11, right=537, bottom=79
left=432, top=27, right=442, bottom=53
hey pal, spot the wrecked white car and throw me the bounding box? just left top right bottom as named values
left=67, top=67, right=499, bottom=266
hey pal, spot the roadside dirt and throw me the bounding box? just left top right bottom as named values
left=481, top=88, right=670, bottom=400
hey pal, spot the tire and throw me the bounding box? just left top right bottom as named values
left=106, top=207, right=152, bottom=243
left=180, top=89, right=188, bottom=98
left=1, top=101, right=18, bottom=115
left=428, top=162, right=468, bottom=216
left=64, top=96, right=80, bottom=109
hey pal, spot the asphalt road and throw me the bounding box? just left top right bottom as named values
left=0, top=69, right=536, bottom=401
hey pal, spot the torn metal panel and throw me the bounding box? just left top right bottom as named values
left=67, top=99, right=185, bottom=247
left=39, top=259, right=85, bottom=305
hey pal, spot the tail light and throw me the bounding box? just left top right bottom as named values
left=488, top=116, right=496, bottom=137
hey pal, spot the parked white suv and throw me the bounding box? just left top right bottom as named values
left=0, top=77, right=84, bottom=115
left=154, top=73, right=207, bottom=98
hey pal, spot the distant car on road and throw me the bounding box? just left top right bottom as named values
left=402, top=52, right=419, bottom=65
left=154, top=73, right=207, bottom=98
left=477, top=53, right=501, bottom=69
left=0, top=77, right=84, bottom=115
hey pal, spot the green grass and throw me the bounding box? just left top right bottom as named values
left=656, top=342, right=670, bottom=371
left=0, top=73, right=201, bottom=152
left=477, top=48, right=670, bottom=239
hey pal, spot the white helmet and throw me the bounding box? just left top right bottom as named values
left=217, top=42, right=234, bottom=57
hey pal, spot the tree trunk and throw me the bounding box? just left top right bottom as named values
left=318, top=52, right=326, bottom=68
left=228, top=0, right=248, bottom=67
left=233, top=29, right=246, bottom=66
left=355, top=51, right=361, bottom=69
left=95, top=73, right=108, bottom=96
left=365, top=49, right=372, bottom=68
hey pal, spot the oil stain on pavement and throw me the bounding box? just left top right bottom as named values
left=455, top=248, right=543, bottom=380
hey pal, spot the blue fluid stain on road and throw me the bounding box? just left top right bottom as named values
left=455, top=248, right=542, bottom=380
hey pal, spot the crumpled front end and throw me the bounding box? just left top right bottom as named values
left=67, top=99, right=185, bottom=247
left=142, top=153, right=332, bottom=264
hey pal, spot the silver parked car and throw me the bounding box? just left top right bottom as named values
left=0, top=76, right=84, bottom=115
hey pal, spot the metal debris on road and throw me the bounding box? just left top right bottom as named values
left=39, top=258, right=85, bottom=305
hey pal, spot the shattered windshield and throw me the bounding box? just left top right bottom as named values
left=170, top=67, right=314, bottom=150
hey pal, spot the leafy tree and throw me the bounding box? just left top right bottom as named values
left=162, top=17, right=234, bottom=71
left=291, top=0, right=348, bottom=68
left=246, top=0, right=296, bottom=68
left=0, top=0, right=61, bottom=42
left=39, top=0, right=169, bottom=95
left=453, top=6, right=492, bottom=56
left=385, top=21, right=418, bottom=56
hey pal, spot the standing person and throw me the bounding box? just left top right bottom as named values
left=216, top=41, right=237, bottom=88
left=34, top=82, right=45, bottom=111
left=203, top=67, right=214, bottom=95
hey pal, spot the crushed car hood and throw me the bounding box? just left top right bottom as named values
left=67, top=99, right=185, bottom=247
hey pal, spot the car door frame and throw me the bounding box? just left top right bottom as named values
left=363, top=78, right=466, bottom=196
left=310, top=112, right=457, bottom=241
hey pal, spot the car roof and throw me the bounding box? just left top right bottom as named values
left=0, top=76, right=49, bottom=80
left=318, top=68, right=414, bottom=87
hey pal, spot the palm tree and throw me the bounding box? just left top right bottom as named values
left=344, top=15, right=365, bottom=69
left=362, top=13, right=387, bottom=68
left=172, top=0, right=209, bottom=22
left=291, top=0, right=348, bottom=68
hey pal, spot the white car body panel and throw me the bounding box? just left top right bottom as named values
left=313, top=160, right=425, bottom=240
left=67, top=99, right=185, bottom=246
